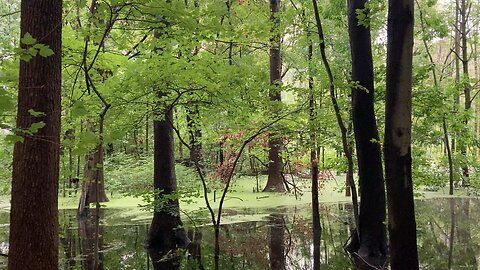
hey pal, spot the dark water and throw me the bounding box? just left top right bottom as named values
left=0, top=198, right=479, bottom=269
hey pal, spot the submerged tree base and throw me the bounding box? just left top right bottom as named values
left=346, top=232, right=388, bottom=270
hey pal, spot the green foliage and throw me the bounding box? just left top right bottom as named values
left=16, top=33, right=54, bottom=61
left=104, top=153, right=202, bottom=208
left=0, top=140, right=12, bottom=195
left=354, top=0, right=387, bottom=29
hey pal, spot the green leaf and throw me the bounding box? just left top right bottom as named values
left=5, top=134, right=24, bottom=144
left=71, top=101, right=89, bottom=118
left=20, top=53, right=33, bottom=62
left=28, top=121, right=46, bottom=134
left=27, top=47, right=38, bottom=56
left=78, top=131, right=99, bottom=145
left=28, top=109, right=46, bottom=116
left=14, top=47, right=25, bottom=55
left=21, top=33, right=37, bottom=45
left=38, top=45, right=54, bottom=57
left=0, top=94, right=14, bottom=112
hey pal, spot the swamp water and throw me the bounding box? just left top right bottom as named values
left=0, top=198, right=478, bottom=269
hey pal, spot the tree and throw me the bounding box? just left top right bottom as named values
left=457, top=0, right=472, bottom=183
left=346, top=0, right=387, bottom=267
left=311, top=0, right=360, bottom=235
left=8, top=0, right=62, bottom=269
left=145, top=93, right=188, bottom=252
left=76, top=0, right=120, bottom=214
left=384, top=0, right=419, bottom=268
left=415, top=0, right=455, bottom=195
left=264, top=0, right=286, bottom=192
left=308, top=34, right=321, bottom=270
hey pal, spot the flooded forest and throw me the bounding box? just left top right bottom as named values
left=1, top=0, right=480, bottom=269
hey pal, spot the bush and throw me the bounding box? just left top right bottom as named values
left=104, top=153, right=203, bottom=203
left=104, top=152, right=153, bottom=194
left=0, top=143, right=12, bottom=195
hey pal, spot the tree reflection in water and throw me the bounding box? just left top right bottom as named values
left=268, top=214, right=285, bottom=270
left=78, top=208, right=104, bottom=270
left=415, top=198, right=479, bottom=269
left=1, top=198, right=475, bottom=269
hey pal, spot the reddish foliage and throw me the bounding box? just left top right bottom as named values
left=211, top=131, right=268, bottom=182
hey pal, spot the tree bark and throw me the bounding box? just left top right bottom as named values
left=146, top=102, right=150, bottom=154
left=264, top=0, right=286, bottom=192
left=78, top=119, right=109, bottom=215
left=145, top=94, right=189, bottom=251
left=8, top=0, right=62, bottom=269
left=459, top=0, right=471, bottom=182
left=308, top=39, right=321, bottom=270
left=347, top=0, right=387, bottom=267
left=384, top=1, right=419, bottom=269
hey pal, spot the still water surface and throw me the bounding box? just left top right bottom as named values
left=0, top=198, right=478, bottom=269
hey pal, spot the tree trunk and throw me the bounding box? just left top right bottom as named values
left=8, top=1, right=62, bottom=269
left=444, top=119, right=455, bottom=195
left=78, top=119, right=109, bottom=215
left=384, top=1, right=419, bottom=269
left=145, top=95, right=189, bottom=251
left=83, top=143, right=109, bottom=202
left=460, top=0, right=471, bottom=182
left=264, top=0, right=285, bottom=192
left=346, top=0, right=387, bottom=267
left=146, top=102, right=150, bottom=154
left=311, top=161, right=322, bottom=270
left=308, top=40, right=321, bottom=270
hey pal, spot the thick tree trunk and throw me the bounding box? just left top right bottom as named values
left=83, top=143, right=109, bottom=202
left=384, top=1, right=419, bottom=269
left=78, top=120, right=109, bottom=215
left=145, top=96, right=189, bottom=251
left=8, top=1, right=62, bottom=269
left=264, top=0, right=285, bottom=192
left=347, top=0, right=387, bottom=267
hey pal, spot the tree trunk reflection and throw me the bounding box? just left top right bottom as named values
left=268, top=214, right=285, bottom=270
left=78, top=208, right=104, bottom=270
